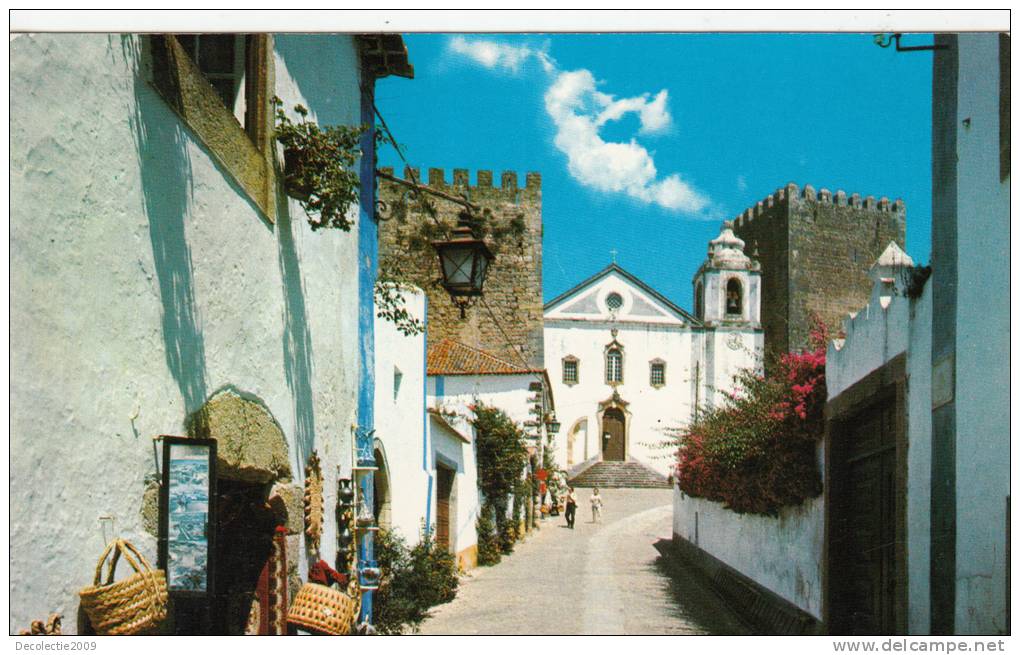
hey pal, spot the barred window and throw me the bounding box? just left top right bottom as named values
left=606, top=348, right=623, bottom=384
left=563, top=357, right=579, bottom=385
left=650, top=361, right=666, bottom=387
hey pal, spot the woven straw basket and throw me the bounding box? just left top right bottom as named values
left=79, top=539, right=168, bottom=635
left=287, top=582, right=360, bottom=635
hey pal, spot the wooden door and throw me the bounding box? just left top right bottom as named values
left=602, top=408, right=626, bottom=461
left=830, top=401, right=897, bottom=634
left=435, top=466, right=454, bottom=552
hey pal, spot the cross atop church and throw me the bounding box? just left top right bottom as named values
left=610, top=248, right=618, bottom=264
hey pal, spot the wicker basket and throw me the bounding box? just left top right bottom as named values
left=287, top=582, right=360, bottom=635
left=78, top=539, right=168, bottom=635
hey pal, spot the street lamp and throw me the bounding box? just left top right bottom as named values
left=432, top=210, right=494, bottom=317
left=545, top=412, right=561, bottom=435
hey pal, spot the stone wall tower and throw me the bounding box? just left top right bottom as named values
left=730, top=183, right=906, bottom=354
left=377, top=167, right=544, bottom=369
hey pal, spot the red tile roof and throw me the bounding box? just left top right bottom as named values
left=427, top=339, right=542, bottom=376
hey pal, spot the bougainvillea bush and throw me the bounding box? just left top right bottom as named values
left=672, top=326, right=829, bottom=516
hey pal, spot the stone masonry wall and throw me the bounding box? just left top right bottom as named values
left=378, top=167, right=544, bottom=369
left=733, top=183, right=905, bottom=354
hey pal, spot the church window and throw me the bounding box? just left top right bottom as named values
left=606, top=348, right=623, bottom=384
left=606, top=292, right=623, bottom=311
left=562, top=356, right=579, bottom=385
left=695, top=281, right=704, bottom=320
left=725, top=278, right=743, bottom=317
left=650, top=360, right=666, bottom=387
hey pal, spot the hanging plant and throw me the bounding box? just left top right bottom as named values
left=273, top=97, right=367, bottom=231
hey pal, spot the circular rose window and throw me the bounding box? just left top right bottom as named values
left=606, top=292, right=623, bottom=310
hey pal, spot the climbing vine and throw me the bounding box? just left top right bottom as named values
left=471, top=402, right=529, bottom=562
left=670, top=322, right=830, bottom=516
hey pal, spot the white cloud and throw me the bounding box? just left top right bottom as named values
left=446, top=37, right=710, bottom=215
left=448, top=36, right=536, bottom=74
left=544, top=69, right=708, bottom=213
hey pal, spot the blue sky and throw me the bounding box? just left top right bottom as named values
left=376, top=33, right=933, bottom=309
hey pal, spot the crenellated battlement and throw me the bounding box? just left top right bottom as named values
left=731, top=182, right=906, bottom=228
left=377, top=165, right=541, bottom=194
left=376, top=164, right=545, bottom=371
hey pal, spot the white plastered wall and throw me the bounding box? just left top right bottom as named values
left=373, top=288, right=431, bottom=545
left=950, top=33, right=1010, bottom=635
left=9, top=33, right=363, bottom=632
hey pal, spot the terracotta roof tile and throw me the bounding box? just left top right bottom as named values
left=427, top=339, right=541, bottom=376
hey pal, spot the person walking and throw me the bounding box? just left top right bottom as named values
left=590, top=487, right=603, bottom=524
left=564, top=487, right=577, bottom=529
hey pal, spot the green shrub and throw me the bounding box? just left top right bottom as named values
left=372, top=528, right=459, bottom=635
left=476, top=502, right=501, bottom=566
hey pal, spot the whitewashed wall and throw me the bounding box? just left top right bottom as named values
left=672, top=454, right=825, bottom=619
left=430, top=416, right=480, bottom=563
left=546, top=321, right=695, bottom=475
left=373, top=288, right=430, bottom=545
left=825, top=277, right=911, bottom=399
left=9, top=33, right=364, bottom=633
left=950, top=33, right=1010, bottom=635
left=428, top=374, right=536, bottom=428
left=426, top=372, right=538, bottom=562
left=906, top=281, right=933, bottom=634
left=700, top=327, right=765, bottom=409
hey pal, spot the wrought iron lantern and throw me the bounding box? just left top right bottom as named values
left=432, top=210, right=494, bottom=317
left=545, top=412, right=561, bottom=435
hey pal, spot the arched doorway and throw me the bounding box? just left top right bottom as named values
left=567, top=418, right=588, bottom=466
left=173, top=389, right=296, bottom=635
left=602, top=408, right=626, bottom=461
left=373, top=442, right=392, bottom=532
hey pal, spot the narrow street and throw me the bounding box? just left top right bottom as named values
left=417, top=488, right=751, bottom=635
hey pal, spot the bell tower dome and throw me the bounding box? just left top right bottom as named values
left=693, top=222, right=762, bottom=326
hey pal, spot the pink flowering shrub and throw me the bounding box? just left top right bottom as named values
left=672, top=323, right=829, bottom=516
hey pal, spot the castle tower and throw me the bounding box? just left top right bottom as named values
left=377, top=167, right=544, bottom=369
left=693, top=221, right=762, bottom=327
left=730, top=183, right=906, bottom=354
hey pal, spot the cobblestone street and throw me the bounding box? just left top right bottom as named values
left=416, top=488, right=751, bottom=635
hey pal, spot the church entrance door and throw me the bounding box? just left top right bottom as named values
left=602, top=408, right=626, bottom=461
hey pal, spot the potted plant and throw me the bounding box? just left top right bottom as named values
left=273, top=97, right=367, bottom=231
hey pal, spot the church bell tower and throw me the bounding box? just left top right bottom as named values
left=693, top=221, right=761, bottom=327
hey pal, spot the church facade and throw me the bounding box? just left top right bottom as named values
left=544, top=225, right=764, bottom=476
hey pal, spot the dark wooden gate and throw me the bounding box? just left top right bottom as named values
left=435, top=466, right=454, bottom=552
left=602, top=408, right=626, bottom=461
left=830, top=400, right=898, bottom=634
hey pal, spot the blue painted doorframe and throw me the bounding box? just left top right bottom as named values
left=356, top=72, right=379, bottom=628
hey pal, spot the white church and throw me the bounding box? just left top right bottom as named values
left=544, top=223, right=764, bottom=479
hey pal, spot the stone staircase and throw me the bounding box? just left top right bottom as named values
left=568, top=459, right=671, bottom=489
